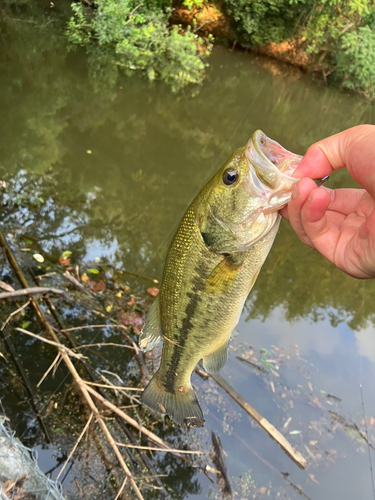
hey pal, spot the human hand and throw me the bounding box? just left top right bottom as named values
left=280, top=125, right=375, bottom=279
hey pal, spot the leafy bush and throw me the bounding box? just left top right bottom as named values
left=67, top=0, right=212, bottom=92
left=221, top=0, right=375, bottom=99
left=337, top=26, right=375, bottom=100
left=222, top=0, right=309, bottom=45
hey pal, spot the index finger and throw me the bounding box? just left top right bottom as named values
left=294, top=125, right=375, bottom=198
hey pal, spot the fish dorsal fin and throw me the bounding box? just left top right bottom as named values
left=205, top=255, right=242, bottom=295
left=202, top=339, right=230, bottom=374
left=139, top=295, right=163, bottom=353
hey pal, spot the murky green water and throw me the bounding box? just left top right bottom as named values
left=1, top=2, right=375, bottom=499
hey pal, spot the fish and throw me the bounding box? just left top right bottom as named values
left=139, top=130, right=303, bottom=427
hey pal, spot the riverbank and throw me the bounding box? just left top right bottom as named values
left=172, top=1, right=375, bottom=100
left=172, top=4, right=319, bottom=74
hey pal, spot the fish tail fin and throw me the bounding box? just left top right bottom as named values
left=140, top=372, right=205, bottom=427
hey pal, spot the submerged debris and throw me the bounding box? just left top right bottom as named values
left=211, top=432, right=232, bottom=499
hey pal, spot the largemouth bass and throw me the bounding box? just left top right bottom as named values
left=139, top=130, right=302, bottom=427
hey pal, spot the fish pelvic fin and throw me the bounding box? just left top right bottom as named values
left=140, top=372, right=205, bottom=428
left=202, top=339, right=230, bottom=374
left=139, top=295, right=163, bottom=352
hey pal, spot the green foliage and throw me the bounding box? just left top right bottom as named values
left=222, top=0, right=308, bottom=45
left=182, top=0, right=205, bottom=9
left=67, top=0, right=211, bottom=92
left=337, top=26, right=375, bottom=100
left=221, top=0, right=375, bottom=99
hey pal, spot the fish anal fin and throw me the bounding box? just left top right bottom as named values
left=205, top=255, right=242, bottom=295
left=139, top=295, right=163, bottom=353
left=140, top=372, right=204, bottom=427
left=202, top=339, right=230, bottom=374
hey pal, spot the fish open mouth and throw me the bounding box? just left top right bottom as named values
left=254, top=130, right=302, bottom=178
left=250, top=130, right=329, bottom=188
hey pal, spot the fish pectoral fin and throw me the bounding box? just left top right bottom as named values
left=205, top=255, right=242, bottom=295
left=139, top=295, right=163, bottom=352
left=140, top=372, right=204, bottom=427
left=202, top=339, right=230, bottom=374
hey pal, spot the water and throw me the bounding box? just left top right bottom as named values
left=1, top=2, right=375, bottom=499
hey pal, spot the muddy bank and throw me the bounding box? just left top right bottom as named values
left=173, top=4, right=318, bottom=72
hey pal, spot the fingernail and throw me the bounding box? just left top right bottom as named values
left=291, top=183, right=299, bottom=199
left=322, top=186, right=335, bottom=202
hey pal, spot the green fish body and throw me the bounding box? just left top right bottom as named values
left=139, top=130, right=302, bottom=426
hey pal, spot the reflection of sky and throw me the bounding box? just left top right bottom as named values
left=221, top=305, right=375, bottom=500
left=356, top=323, right=375, bottom=363
left=236, top=305, right=375, bottom=413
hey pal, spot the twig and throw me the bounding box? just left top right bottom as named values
left=124, top=3, right=143, bottom=25
left=37, top=353, right=61, bottom=388
left=83, top=384, right=185, bottom=455
left=208, top=371, right=307, bottom=469
left=1, top=300, right=30, bottom=331
left=121, top=269, right=158, bottom=284
left=15, top=328, right=87, bottom=361
left=0, top=280, right=14, bottom=292
left=63, top=271, right=95, bottom=298
left=0, top=230, right=145, bottom=497
left=120, top=329, right=150, bottom=383
left=62, top=324, right=128, bottom=333
left=236, top=356, right=269, bottom=374
left=114, top=477, right=128, bottom=500
left=73, top=342, right=135, bottom=351
left=56, top=412, right=94, bottom=481
left=115, top=443, right=203, bottom=454
left=0, top=287, right=66, bottom=300
left=83, top=381, right=143, bottom=392
left=194, top=367, right=209, bottom=380
left=63, top=354, right=144, bottom=499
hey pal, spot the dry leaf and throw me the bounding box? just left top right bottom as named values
left=308, top=382, right=313, bottom=392
left=309, top=440, right=318, bottom=446
left=147, top=287, right=159, bottom=297
left=81, top=273, right=89, bottom=283
left=128, top=296, right=136, bottom=306
left=91, top=281, right=106, bottom=292
left=59, top=255, right=70, bottom=266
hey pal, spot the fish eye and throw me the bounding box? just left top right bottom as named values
left=223, top=169, right=238, bottom=186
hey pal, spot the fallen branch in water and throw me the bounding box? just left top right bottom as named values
left=116, top=443, right=203, bottom=454
left=210, top=412, right=312, bottom=500
left=211, top=432, right=232, bottom=499
left=0, top=286, right=66, bottom=300
left=208, top=371, right=307, bottom=469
